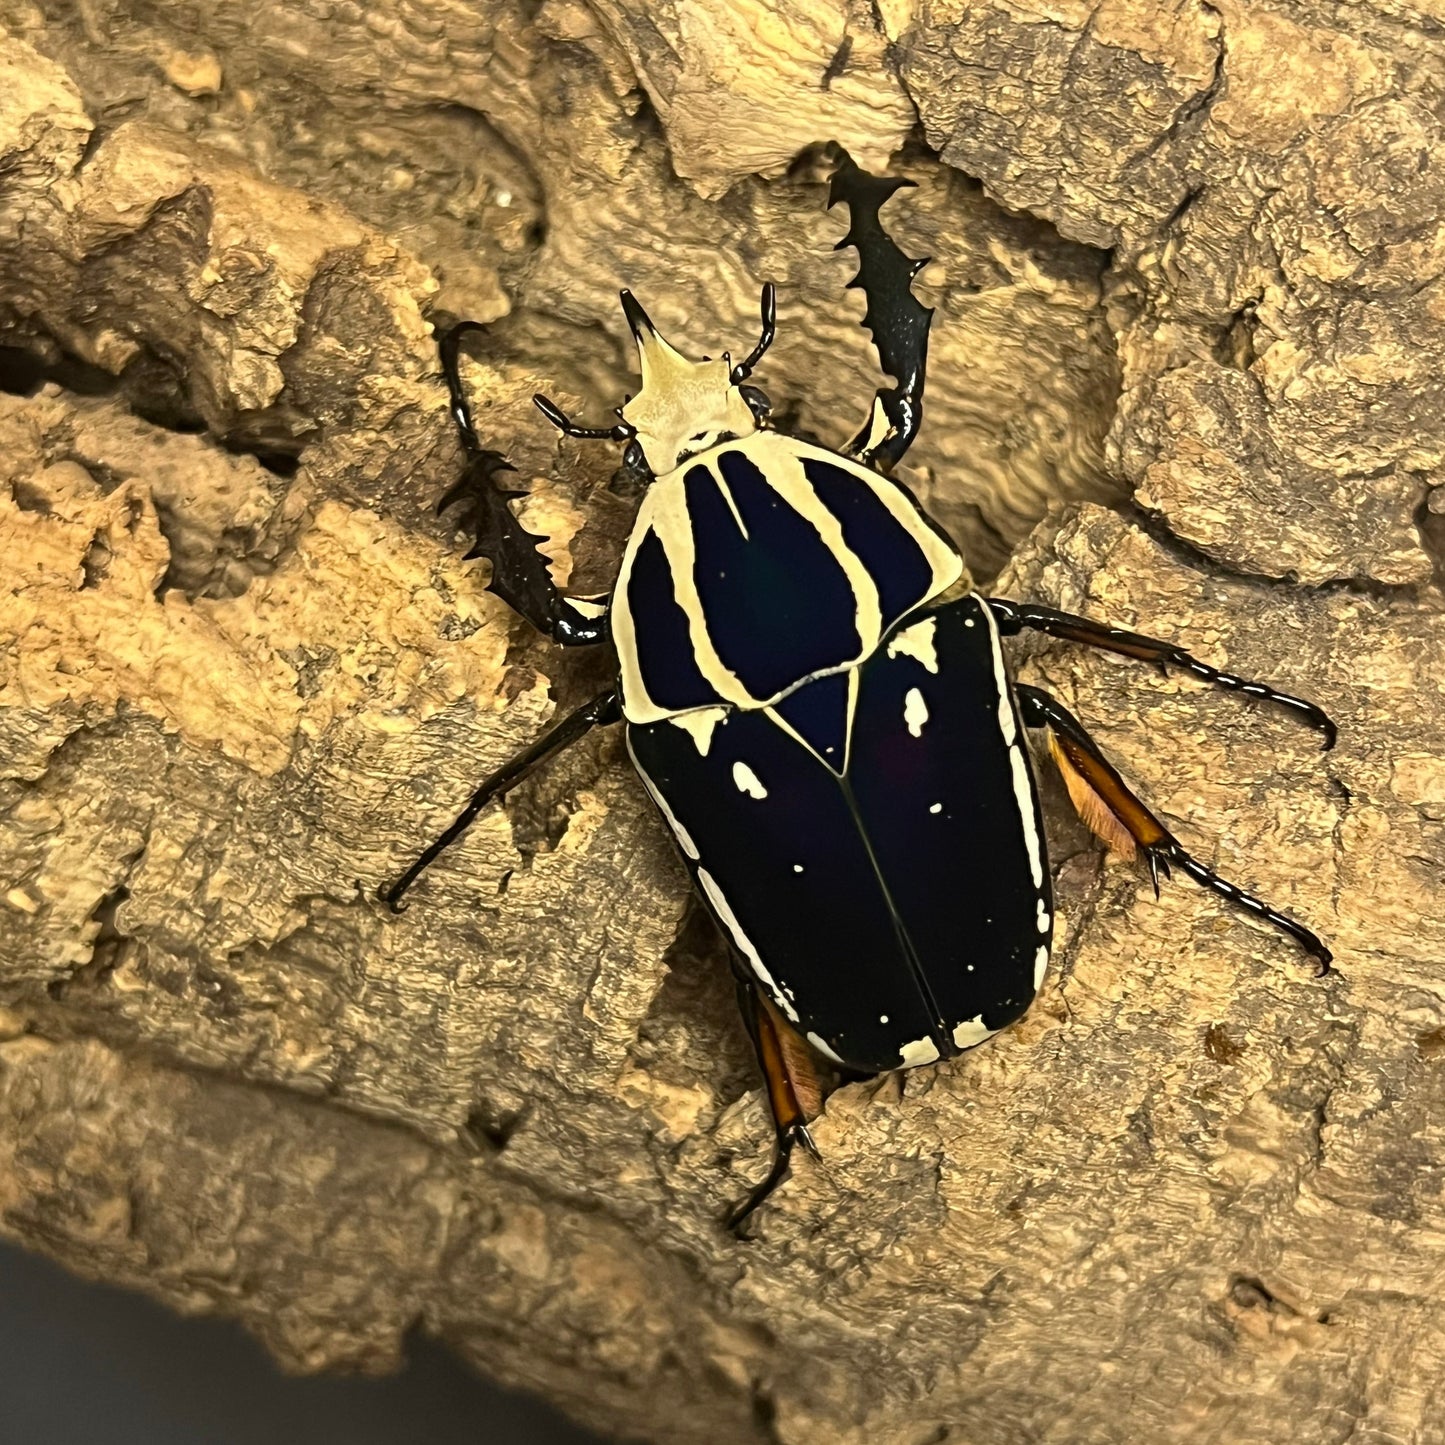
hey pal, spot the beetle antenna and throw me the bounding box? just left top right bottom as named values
left=731, top=283, right=777, bottom=383
left=534, top=393, right=634, bottom=442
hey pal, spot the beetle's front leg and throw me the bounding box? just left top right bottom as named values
left=826, top=147, right=933, bottom=473
left=437, top=322, right=609, bottom=646
left=726, top=978, right=825, bottom=1233
left=988, top=597, right=1336, bottom=749
left=1015, top=683, right=1333, bottom=974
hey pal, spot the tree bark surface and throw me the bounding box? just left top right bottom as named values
left=1, top=3, right=1443, bottom=1443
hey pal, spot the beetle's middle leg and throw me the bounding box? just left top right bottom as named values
left=1015, top=683, right=1333, bottom=974
left=987, top=597, right=1336, bottom=748
left=379, top=687, right=620, bottom=912
left=726, top=978, right=825, bottom=1233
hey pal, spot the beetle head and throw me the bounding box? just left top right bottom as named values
left=618, top=291, right=763, bottom=475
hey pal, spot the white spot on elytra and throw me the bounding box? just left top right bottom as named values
left=1034, top=945, right=1049, bottom=989
left=899, top=1036, right=940, bottom=1068
left=807, top=1031, right=845, bottom=1065
left=1037, top=899, right=1051, bottom=934
left=697, top=867, right=798, bottom=1022
left=951, top=1016, right=994, bottom=1050
left=879, top=1014, right=889, bottom=1024
left=887, top=616, right=939, bottom=673
left=904, top=687, right=929, bottom=737
left=929, top=802, right=943, bottom=814
left=793, top=864, right=804, bottom=873
left=732, top=761, right=768, bottom=799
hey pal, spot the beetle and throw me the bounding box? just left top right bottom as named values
left=381, top=148, right=1335, bottom=1229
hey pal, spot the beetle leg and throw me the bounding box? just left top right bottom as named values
left=987, top=598, right=1336, bottom=750
left=1015, top=684, right=1333, bottom=975
left=726, top=979, right=825, bottom=1233
left=378, top=687, right=620, bottom=912
left=825, top=146, right=933, bottom=473
left=437, top=322, right=609, bottom=646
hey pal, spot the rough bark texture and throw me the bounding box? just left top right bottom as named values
left=1, top=3, right=1443, bottom=1443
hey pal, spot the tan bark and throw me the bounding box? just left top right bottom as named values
left=1, top=3, right=1443, bottom=1442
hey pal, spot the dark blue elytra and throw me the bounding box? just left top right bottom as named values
left=628, top=589, right=1050, bottom=1073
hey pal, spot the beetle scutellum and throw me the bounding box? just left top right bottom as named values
left=381, top=149, right=1336, bottom=1229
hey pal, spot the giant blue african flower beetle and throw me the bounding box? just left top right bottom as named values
left=382, top=150, right=1334, bottom=1228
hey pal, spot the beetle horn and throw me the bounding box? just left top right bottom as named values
left=619, top=289, right=696, bottom=394
left=620, top=289, right=658, bottom=341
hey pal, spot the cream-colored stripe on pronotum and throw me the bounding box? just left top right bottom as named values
left=611, top=477, right=750, bottom=722
left=794, top=435, right=963, bottom=602
left=712, top=466, right=749, bottom=539
left=615, top=431, right=962, bottom=725
left=711, top=433, right=886, bottom=674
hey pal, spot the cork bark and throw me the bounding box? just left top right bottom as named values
left=1, top=3, right=1443, bottom=1443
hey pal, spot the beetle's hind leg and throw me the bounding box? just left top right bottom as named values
left=726, top=978, right=825, bottom=1233
left=435, top=322, right=608, bottom=647
left=1015, top=684, right=1333, bottom=974
left=378, top=687, right=620, bottom=912
left=825, top=146, right=933, bottom=472
left=988, top=597, right=1337, bottom=749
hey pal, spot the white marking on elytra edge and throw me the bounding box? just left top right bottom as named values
left=1034, top=945, right=1050, bottom=989
left=887, top=615, right=939, bottom=673
left=697, top=867, right=799, bottom=1022
left=980, top=597, right=1045, bottom=890
left=668, top=706, right=728, bottom=756
left=904, top=687, right=929, bottom=737
left=952, top=1016, right=995, bottom=1050
left=626, top=737, right=700, bottom=861
left=929, top=802, right=943, bottom=815
left=899, top=1036, right=941, bottom=1068
left=807, top=1031, right=845, bottom=1065
left=1011, top=747, right=1043, bottom=889
left=732, top=760, right=768, bottom=799
left=1037, top=898, right=1051, bottom=934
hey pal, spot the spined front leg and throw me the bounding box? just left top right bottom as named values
left=438, top=321, right=609, bottom=646
left=825, top=146, right=934, bottom=473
